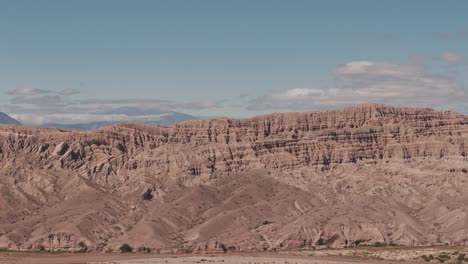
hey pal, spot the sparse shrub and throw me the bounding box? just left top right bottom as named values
left=373, top=242, right=385, bottom=247
left=436, top=254, right=451, bottom=263
left=119, top=243, right=133, bottom=253
left=421, top=254, right=434, bottom=262
left=78, top=241, right=88, bottom=252
left=173, top=233, right=192, bottom=253
left=457, top=254, right=468, bottom=264
left=142, top=188, right=153, bottom=201
left=37, top=245, right=46, bottom=251
left=138, top=246, right=151, bottom=253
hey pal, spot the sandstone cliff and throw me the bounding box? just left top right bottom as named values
left=0, top=104, right=467, bottom=252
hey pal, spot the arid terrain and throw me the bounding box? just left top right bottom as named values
left=0, top=103, right=467, bottom=255
left=0, top=251, right=439, bottom=264
left=2, top=247, right=468, bottom=264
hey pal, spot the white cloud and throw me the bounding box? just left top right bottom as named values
left=10, top=96, right=66, bottom=107
left=77, top=99, right=170, bottom=105
left=6, top=88, right=51, bottom=96
left=175, top=100, right=223, bottom=110
left=6, top=87, right=81, bottom=96
left=4, top=96, right=224, bottom=125
left=439, top=52, right=465, bottom=63
left=409, top=53, right=465, bottom=65
left=248, top=54, right=466, bottom=111
left=60, top=89, right=80, bottom=95
left=271, top=88, right=326, bottom=100
left=9, top=112, right=185, bottom=126
left=9, top=113, right=126, bottom=125
left=335, top=61, right=420, bottom=78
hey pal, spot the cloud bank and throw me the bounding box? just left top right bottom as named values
left=6, top=88, right=81, bottom=96
left=247, top=53, right=466, bottom=111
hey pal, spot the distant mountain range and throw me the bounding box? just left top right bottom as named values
left=42, top=111, right=196, bottom=130
left=0, top=111, right=197, bottom=129
left=0, top=112, right=21, bottom=125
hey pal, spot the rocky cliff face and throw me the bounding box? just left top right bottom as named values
left=0, top=104, right=467, bottom=252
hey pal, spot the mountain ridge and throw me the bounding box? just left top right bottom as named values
left=39, top=111, right=196, bottom=130
left=0, top=103, right=467, bottom=252
left=0, top=112, right=21, bottom=125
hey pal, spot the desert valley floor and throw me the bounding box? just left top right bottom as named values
left=0, top=251, right=460, bottom=264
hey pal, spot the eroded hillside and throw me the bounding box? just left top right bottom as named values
left=0, top=104, right=467, bottom=252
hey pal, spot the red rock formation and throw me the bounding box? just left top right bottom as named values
left=0, top=104, right=467, bottom=251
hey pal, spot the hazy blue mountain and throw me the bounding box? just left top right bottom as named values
left=43, top=111, right=196, bottom=130
left=0, top=112, right=21, bottom=125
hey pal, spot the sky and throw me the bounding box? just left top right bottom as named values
left=0, top=0, right=467, bottom=125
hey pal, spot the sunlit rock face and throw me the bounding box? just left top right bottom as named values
left=0, top=104, right=467, bottom=252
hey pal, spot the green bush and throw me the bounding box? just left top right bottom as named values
left=78, top=241, right=88, bottom=252
left=119, top=244, right=133, bottom=253
left=421, top=254, right=434, bottom=262
left=436, top=254, right=451, bottom=263
left=457, top=254, right=468, bottom=264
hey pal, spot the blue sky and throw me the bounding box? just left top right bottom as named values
left=0, top=0, right=467, bottom=125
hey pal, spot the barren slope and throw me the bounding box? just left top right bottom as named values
left=0, top=104, right=467, bottom=252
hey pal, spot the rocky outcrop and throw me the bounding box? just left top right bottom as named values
left=1, top=104, right=467, bottom=185
left=0, top=104, right=467, bottom=252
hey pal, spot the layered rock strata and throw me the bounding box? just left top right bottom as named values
left=0, top=104, right=467, bottom=251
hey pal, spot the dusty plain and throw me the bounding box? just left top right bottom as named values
left=0, top=251, right=434, bottom=264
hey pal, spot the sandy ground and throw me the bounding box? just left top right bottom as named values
left=89, top=255, right=426, bottom=264
left=0, top=252, right=427, bottom=264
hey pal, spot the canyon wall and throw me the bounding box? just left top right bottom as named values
left=0, top=104, right=467, bottom=252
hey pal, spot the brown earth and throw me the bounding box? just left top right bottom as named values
left=0, top=103, right=467, bottom=253
left=0, top=252, right=429, bottom=264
